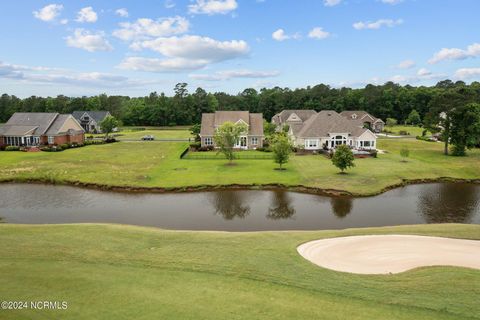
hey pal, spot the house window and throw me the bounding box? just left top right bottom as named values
left=251, top=137, right=258, bottom=145
left=48, top=136, right=55, bottom=145
left=352, top=114, right=357, bottom=119
left=204, top=137, right=213, bottom=146
left=305, top=139, right=319, bottom=149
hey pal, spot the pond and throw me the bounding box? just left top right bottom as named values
left=0, top=183, right=479, bottom=231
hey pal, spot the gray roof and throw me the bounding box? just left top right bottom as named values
left=272, top=109, right=317, bottom=125
left=296, top=110, right=369, bottom=138
left=340, top=110, right=384, bottom=124
left=72, top=111, right=110, bottom=123
left=1, top=113, right=83, bottom=136
left=3, top=113, right=59, bottom=135
left=200, top=111, right=264, bottom=136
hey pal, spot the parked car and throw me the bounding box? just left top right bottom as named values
left=141, top=135, right=155, bottom=141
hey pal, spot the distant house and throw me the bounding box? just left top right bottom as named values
left=274, top=110, right=377, bottom=151
left=200, top=111, right=264, bottom=150
left=272, top=109, right=318, bottom=128
left=72, top=111, right=111, bottom=133
left=340, top=111, right=385, bottom=133
left=0, top=113, right=84, bottom=147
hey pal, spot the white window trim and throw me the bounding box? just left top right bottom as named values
left=305, top=139, right=319, bottom=150
left=48, top=136, right=55, bottom=145
left=251, top=137, right=258, bottom=145
left=204, top=137, right=213, bottom=146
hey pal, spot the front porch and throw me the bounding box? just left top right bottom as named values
left=2, top=135, right=41, bottom=147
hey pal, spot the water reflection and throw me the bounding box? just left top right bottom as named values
left=210, top=191, right=251, bottom=220
left=330, top=197, right=353, bottom=218
left=267, top=191, right=296, bottom=220
left=418, top=183, right=480, bottom=223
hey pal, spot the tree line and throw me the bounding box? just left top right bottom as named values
left=1, top=80, right=480, bottom=126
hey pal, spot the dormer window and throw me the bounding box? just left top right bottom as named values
left=352, top=114, right=357, bottom=119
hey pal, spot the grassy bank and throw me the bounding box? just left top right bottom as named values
left=0, top=224, right=479, bottom=319
left=0, top=135, right=479, bottom=195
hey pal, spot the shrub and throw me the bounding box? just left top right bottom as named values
left=398, top=130, right=409, bottom=136
left=5, top=146, right=20, bottom=151
left=190, top=142, right=201, bottom=150
left=60, top=143, right=70, bottom=149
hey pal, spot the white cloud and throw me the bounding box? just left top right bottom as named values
left=115, top=8, right=129, bottom=18
left=454, top=67, right=480, bottom=79
left=381, top=0, right=403, bottom=4
left=117, top=57, right=209, bottom=72
left=396, top=59, right=415, bottom=69
left=76, top=7, right=98, bottom=23
left=165, top=0, right=176, bottom=8
left=189, top=69, right=280, bottom=81
left=113, top=16, right=189, bottom=41
left=324, top=0, right=341, bottom=7
left=428, top=43, right=480, bottom=64
left=353, top=19, right=403, bottom=30
left=131, top=35, right=249, bottom=61
left=188, top=0, right=238, bottom=15
left=308, top=27, right=330, bottom=40
left=0, top=61, right=155, bottom=88
left=33, top=4, right=63, bottom=22
left=119, top=35, right=249, bottom=72
left=66, top=29, right=113, bottom=52
left=272, top=29, right=300, bottom=41
left=417, top=68, right=431, bottom=77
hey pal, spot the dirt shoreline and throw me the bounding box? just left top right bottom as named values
left=0, top=177, right=479, bottom=197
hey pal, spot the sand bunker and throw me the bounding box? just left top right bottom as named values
left=297, top=235, right=480, bottom=274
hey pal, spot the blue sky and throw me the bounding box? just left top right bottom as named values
left=1, top=0, right=480, bottom=97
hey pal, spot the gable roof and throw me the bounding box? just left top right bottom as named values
left=272, top=109, right=317, bottom=125
left=296, top=110, right=369, bottom=138
left=0, top=113, right=84, bottom=136
left=200, top=111, right=264, bottom=136
left=72, top=111, right=110, bottom=123
left=4, top=113, right=59, bottom=135
left=340, top=110, right=384, bottom=124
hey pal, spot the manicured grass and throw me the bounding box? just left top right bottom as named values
left=0, top=138, right=478, bottom=194
left=0, top=223, right=478, bottom=320
left=385, top=125, right=430, bottom=137
left=90, top=129, right=193, bottom=140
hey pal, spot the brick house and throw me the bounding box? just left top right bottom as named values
left=200, top=111, right=264, bottom=150
left=0, top=113, right=85, bottom=147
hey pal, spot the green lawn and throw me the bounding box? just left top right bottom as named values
left=0, top=136, right=479, bottom=195
left=0, top=223, right=479, bottom=320
left=90, top=128, right=193, bottom=140
left=384, top=125, right=430, bottom=137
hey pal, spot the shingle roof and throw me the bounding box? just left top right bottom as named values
left=4, top=113, right=59, bottom=135
left=297, top=110, right=368, bottom=138
left=272, top=109, right=317, bottom=125
left=72, top=111, right=110, bottom=123
left=340, top=110, right=384, bottom=124
left=200, top=111, right=264, bottom=136
left=1, top=113, right=83, bottom=136
left=45, top=114, right=77, bottom=135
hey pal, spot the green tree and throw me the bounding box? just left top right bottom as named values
left=263, top=120, right=277, bottom=137
left=99, top=115, right=119, bottom=139
left=271, top=134, right=292, bottom=170
left=213, top=122, right=248, bottom=164
left=190, top=124, right=201, bottom=142
left=400, top=146, right=410, bottom=162
left=449, top=103, right=480, bottom=156
left=386, top=118, right=398, bottom=127
left=331, top=145, right=355, bottom=173
left=406, top=109, right=421, bottom=125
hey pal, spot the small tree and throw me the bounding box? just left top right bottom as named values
left=99, top=115, right=119, bottom=139
left=213, top=122, right=247, bottom=164
left=400, top=146, right=410, bottom=162
left=406, top=109, right=421, bottom=125
left=331, top=145, right=355, bottom=173
left=386, top=118, right=398, bottom=127
left=190, top=124, right=201, bottom=141
left=271, top=134, right=292, bottom=170
left=263, top=120, right=277, bottom=137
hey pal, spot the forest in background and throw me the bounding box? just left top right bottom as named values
left=1, top=80, right=480, bottom=126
